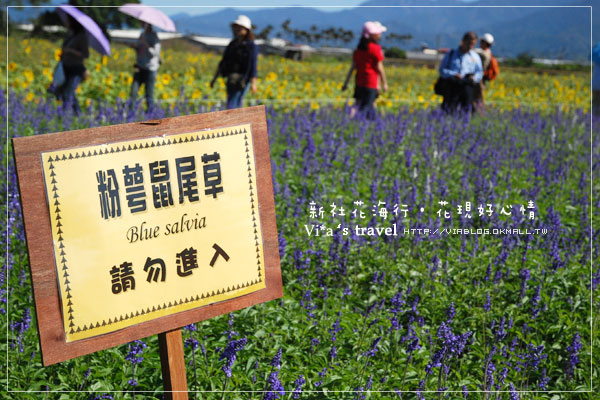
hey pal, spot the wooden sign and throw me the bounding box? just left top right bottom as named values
left=12, top=106, right=282, bottom=366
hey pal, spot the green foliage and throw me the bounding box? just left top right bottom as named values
left=67, top=0, right=141, bottom=30
left=384, top=46, right=406, bottom=59
left=506, top=52, right=535, bottom=67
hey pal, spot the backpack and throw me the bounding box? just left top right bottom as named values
left=483, top=55, right=499, bottom=81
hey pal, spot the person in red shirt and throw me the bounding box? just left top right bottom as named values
left=342, top=21, right=388, bottom=119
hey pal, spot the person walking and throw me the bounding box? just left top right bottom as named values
left=593, top=42, right=600, bottom=117
left=437, top=31, right=483, bottom=113
left=342, top=21, right=388, bottom=119
left=130, top=22, right=161, bottom=112
left=56, top=14, right=89, bottom=114
left=474, top=33, right=495, bottom=111
left=210, top=15, right=258, bottom=109
left=475, top=33, right=494, bottom=71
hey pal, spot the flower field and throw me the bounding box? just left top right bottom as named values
left=1, top=35, right=591, bottom=112
left=2, top=32, right=599, bottom=399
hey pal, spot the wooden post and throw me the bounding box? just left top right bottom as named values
left=158, top=329, right=189, bottom=400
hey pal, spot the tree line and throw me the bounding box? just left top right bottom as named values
left=255, top=19, right=412, bottom=48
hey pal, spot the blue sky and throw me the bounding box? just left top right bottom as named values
left=141, top=0, right=366, bottom=16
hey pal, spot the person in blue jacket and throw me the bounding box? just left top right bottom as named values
left=592, top=42, right=600, bottom=117
left=211, top=15, right=258, bottom=109
left=438, top=31, right=483, bottom=113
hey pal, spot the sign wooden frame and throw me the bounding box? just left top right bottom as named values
left=12, top=106, right=283, bottom=366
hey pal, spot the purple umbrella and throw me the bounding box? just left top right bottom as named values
left=56, top=5, right=111, bottom=55
left=118, top=4, right=176, bottom=32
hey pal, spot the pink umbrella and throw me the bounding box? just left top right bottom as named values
left=118, top=4, right=176, bottom=32
left=56, top=5, right=111, bottom=55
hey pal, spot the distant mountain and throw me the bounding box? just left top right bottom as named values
left=7, top=0, right=596, bottom=60
left=170, top=0, right=595, bottom=60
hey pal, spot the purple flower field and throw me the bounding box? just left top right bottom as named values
left=3, top=91, right=599, bottom=399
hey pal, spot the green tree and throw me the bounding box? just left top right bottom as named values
left=67, top=0, right=141, bottom=30
left=256, top=24, right=273, bottom=40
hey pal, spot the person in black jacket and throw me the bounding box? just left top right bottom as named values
left=56, top=15, right=89, bottom=114
left=210, top=15, right=258, bottom=109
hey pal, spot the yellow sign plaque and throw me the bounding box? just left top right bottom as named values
left=40, top=124, right=266, bottom=342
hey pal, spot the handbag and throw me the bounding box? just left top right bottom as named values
left=52, top=61, right=66, bottom=88
left=434, top=49, right=455, bottom=96
left=434, top=77, right=451, bottom=96
left=226, top=73, right=246, bottom=92
left=47, top=61, right=66, bottom=95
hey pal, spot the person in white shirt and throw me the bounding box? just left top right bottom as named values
left=130, top=22, right=161, bottom=111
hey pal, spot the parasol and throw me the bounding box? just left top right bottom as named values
left=118, top=4, right=176, bottom=33
left=56, top=5, right=111, bottom=56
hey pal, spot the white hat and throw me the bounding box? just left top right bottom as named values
left=232, top=15, right=252, bottom=30
left=362, top=21, right=387, bottom=38
left=482, top=33, right=494, bottom=45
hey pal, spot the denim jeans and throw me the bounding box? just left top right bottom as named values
left=57, top=73, right=82, bottom=114
left=354, top=86, right=379, bottom=119
left=130, top=68, right=157, bottom=111
left=226, top=84, right=250, bottom=109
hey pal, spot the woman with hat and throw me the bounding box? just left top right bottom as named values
left=342, top=21, right=388, bottom=119
left=474, top=32, right=495, bottom=111
left=211, top=15, right=258, bottom=109
left=475, top=33, right=494, bottom=73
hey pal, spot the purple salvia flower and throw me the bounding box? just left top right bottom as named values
left=484, top=292, right=491, bottom=312
left=519, top=269, right=531, bottom=299
left=10, top=307, right=31, bottom=353
left=523, top=343, right=547, bottom=371
left=125, top=340, right=146, bottom=366
left=329, top=313, right=342, bottom=341
left=343, top=286, right=352, bottom=296
left=446, top=302, right=455, bottom=324
left=404, top=326, right=421, bottom=354
left=566, top=333, right=582, bottom=379
left=318, top=367, right=327, bottom=378
left=219, top=337, right=247, bottom=377
left=426, top=322, right=472, bottom=376
left=508, top=383, right=519, bottom=399
left=363, top=336, right=382, bottom=358
left=292, top=374, right=305, bottom=399
left=592, top=266, right=600, bottom=291
left=372, top=271, right=380, bottom=284
left=224, top=313, right=238, bottom=339
left=485, top=361, right=496, bottom=391
left=263, top=371, right=285, bottom=400
left=329, top=345, right=338, bottom=360
left=310, top=338, right=320, bottom=354
left=495, top=367, right=508, bottom=390
left=416, top=379, right=426, bottom=400
left=530, top=285, right=541, bottom=319
left=494, top=316, right=507, bottom=342
left=484, top=263, right=492, bottom=282
left=270, top=348, right=282, bottom=369
left=538, top=367, right=550, bottom=390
